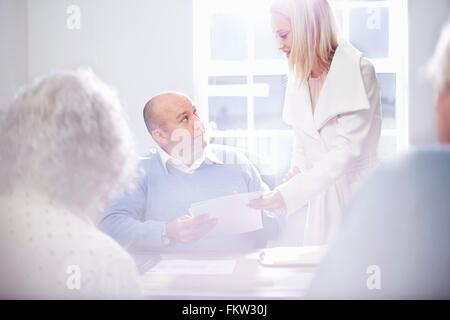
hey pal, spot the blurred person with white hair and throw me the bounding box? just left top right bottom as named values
left=0, top=69, right=142, bottom=299
left=308, top=18, right=450, bottom=299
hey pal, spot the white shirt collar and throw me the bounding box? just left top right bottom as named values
left=155, top=144, right=223, bottom=174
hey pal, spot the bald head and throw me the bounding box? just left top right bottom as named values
left=143, top=91, right=194, bottom=132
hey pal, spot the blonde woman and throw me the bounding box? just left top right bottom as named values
left=249, top=0, right=382, bottom=245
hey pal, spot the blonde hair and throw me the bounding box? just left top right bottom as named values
left=427, top=17, right=450, bottom=92
left=271, top=0, right=339, bottom=85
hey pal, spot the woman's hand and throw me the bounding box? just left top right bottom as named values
left=248, top=190, right=287, bottom=214
left=283, top=166, right=300, bottom=183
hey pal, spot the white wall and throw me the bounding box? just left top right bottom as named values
left=0, top=0, right=28, bottom=108
left=27, top=0, right=193, bottom=154
left=408, top=0, right=450, bottom=146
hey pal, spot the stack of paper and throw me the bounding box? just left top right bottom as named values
left=189, top=192, right=263, bottom=237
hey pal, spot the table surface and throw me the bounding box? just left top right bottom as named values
left=138, top=250, right=317, bottom=299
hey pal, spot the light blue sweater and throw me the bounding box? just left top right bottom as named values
left=98, top=144, right=283, bottom=253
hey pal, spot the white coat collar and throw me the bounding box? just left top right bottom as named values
left=282, top=39, right=371, bottom=139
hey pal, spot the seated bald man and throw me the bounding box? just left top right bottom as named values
left=99, top=92, right=282, bottom=252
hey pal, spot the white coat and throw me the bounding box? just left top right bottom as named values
left=276, top=40, right=382, bottom=246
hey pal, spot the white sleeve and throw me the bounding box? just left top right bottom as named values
left=290, top=129, right=310, bottom=172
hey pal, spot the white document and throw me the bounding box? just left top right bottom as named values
left=189, top=192, right=263, bottom=237
left=146, top=259, right=236, bottom=275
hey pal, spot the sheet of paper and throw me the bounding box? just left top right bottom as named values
left=189, top=192, right=263, bottom=237
left=146, top=259, right=236, bottom=275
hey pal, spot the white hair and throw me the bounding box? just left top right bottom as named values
left=428, top=17, right=450, bottom=91
left=0, top=69, right=139, bottom=216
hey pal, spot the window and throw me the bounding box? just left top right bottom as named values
left=193, top=0, right=408, bottom=183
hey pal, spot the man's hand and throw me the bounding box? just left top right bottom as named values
left=283, top=166, right=300, bottom=183
left=165, top=214, right=218, bottom=243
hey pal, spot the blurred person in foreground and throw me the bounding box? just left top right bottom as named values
left=0, top=69, right=142, bottom=299
left=308, top=18, right=450, bottom=299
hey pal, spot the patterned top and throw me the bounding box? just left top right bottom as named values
left=0, top=186, right=142, bottom=299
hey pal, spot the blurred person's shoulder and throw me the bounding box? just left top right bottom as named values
left=405, top=145, right=450, bottom=165
left=40, top=210, right=142, bottom=298
left=136, top=149, right=167, bottom=174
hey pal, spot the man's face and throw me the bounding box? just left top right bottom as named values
left=435, top=77, right=450, bottom=144
left=152, top=94, right=207, bottom=164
